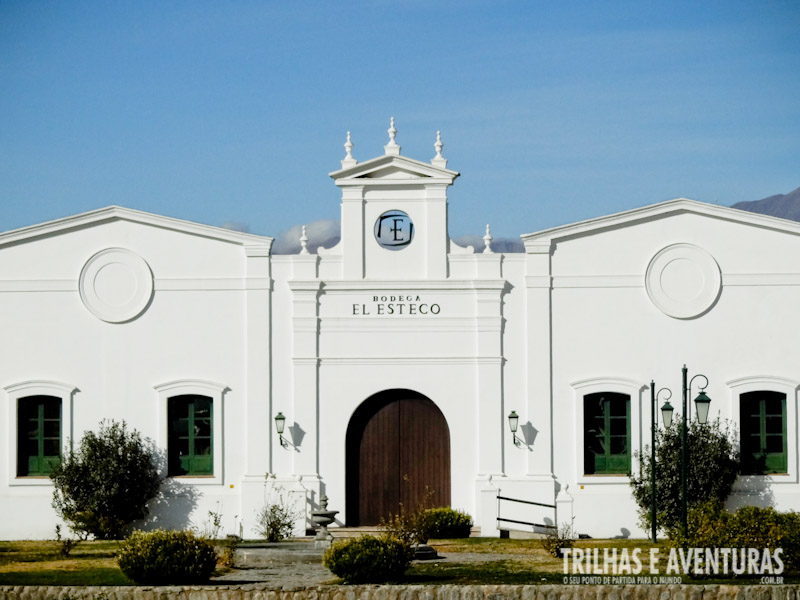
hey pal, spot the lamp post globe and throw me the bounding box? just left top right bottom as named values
left=507, top=411, right=519, bottom=434
left=661, top=401, right=674, bottom=429
left=694, top=391, right=711, bottom=425
left=274, top=412, right=286, bottom=435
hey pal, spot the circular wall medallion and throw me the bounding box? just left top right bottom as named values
left=374, top=210, right=414, bottom=251
left=79, top=248, right=153, bottom=323
left=645, top=243, right=721, bottom=319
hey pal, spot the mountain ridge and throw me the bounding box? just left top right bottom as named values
left=731, top=187, right=800, bottom=222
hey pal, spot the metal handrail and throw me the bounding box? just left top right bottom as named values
left=496, top=495, right=555, bottom=509
left=496, top=494, right=557, bottom=532
left=497, top=516, right=556, bottom=529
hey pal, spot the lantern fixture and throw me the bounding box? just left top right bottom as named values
left=507, top=411, right=523, bottom=447
left=661, top=401, right=674, bottom=429
left=274, top=412, right=287, bottom=447
left=694, top=390, right=711, bottom=425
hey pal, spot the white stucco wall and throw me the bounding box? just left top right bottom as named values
left=1, top=145, right=799, bottom=541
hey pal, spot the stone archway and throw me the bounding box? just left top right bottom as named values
left=345, top=389, right=451, bottom=526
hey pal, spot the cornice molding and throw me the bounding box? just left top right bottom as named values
left=0, top=206, right=274, bottom=250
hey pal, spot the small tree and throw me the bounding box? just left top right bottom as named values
left=51, top=420, right=162, bottom=539
left=630, top=418, right=739, bottom=534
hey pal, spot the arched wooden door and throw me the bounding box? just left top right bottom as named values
left=345, top=389, right=450, bottom=526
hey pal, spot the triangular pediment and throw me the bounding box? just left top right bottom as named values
left=329, top=154, right=459, bottom=185
left=358, top=165, right=430, bottom=179
left=521, top=198, right=800, bottom=249
left=0, top=205, right=273, bottom=251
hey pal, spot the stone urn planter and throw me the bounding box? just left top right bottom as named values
left=310, top=494, right=338, bottom=548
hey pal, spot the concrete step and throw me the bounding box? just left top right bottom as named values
left=322, top=525, right=482, bottom=539
left=328, top=526, right=386, bottom=538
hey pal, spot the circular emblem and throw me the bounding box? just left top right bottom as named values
left=645, top=243, right=721, bottom=319
left=374, top=210, right=414, bottom=251
left=79, top=248, right=154, bottom=323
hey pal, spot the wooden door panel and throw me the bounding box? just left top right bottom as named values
left=399, top=398, right=450, bottom=514
left=358, top=400, right=400, bottom=525
left=352, top=391, right=450, bottom=526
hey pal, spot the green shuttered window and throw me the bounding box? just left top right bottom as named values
left=168, top=395, right=213, bottom=476
left=740, top=391, right=787, bottom=475
left=584, top=392, right=630, bottom=475
left=17, top=395, right=62, bottom=477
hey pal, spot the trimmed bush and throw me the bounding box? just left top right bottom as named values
left=117, top=529, right=217, bottom=584
left=669, top=500, right=800, bottom=574
left=323, top=535, right=414, bottom=583
left=423, top=507, right=473, bottom=539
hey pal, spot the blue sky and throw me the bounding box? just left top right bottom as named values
left=1, top=1, right=798, bottom=246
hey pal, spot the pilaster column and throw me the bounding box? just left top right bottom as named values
left=240, top=242, right=273, bottom=537
left=524, top=240, right=556, bottom=483
left=474, top=276, right=506, bottom=476
left=243, top=243, right=272, bottom=477
left=424, top=185, right=448, bottom=279
left=341, top=186, right=365, bottom=279
left=288, top=265, right=321, bottom=479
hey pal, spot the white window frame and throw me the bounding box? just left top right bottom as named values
left=571, top=377, right=646, bottom=486
left=727, top=376, right=800, bottom=486
left=4, top=380, right=77, bottom=487
left=155, top=379, right=228, bottom=486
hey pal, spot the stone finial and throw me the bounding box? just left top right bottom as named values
left=299, top=225, right=309, bottom=254
left=431, top=130, right=448, bottom=168
left=384, top=117, right=401, bottom=156
left=340, top=131, right=357, bottom=168
left=483, top=224, right=493, bottom=254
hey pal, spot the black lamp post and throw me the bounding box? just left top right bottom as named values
left=649, top=381, right=673, bottom=543
left=680, top=365, right=711, bottom=535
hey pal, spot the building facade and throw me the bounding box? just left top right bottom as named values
left=2, top=124, right=799, bottom=540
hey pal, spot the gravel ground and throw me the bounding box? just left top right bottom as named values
left=211, top=543, right=525, bottom=586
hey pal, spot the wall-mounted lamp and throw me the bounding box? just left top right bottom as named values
left=507, top=411, right=523, bottom=447
left=274, top=412, right=288, bottom=448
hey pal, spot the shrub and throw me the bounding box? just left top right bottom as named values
left=423, top=507, right=473, bottom=539
left=117, top=529, right=217, bottom=584
left=540, top=521, right=576, bottom=558
left=256, top=481, right=299, bottom=542
left=381, top=486, right=437, bottom=545
left=323, top=535, right=414, bottom=583
left=666, top=498, right=730, bottom=549
left=778, top=511, right=800, bottom=573
left=630, top=418, right=739, bottom=533
left=218, top=535, right=241, bottom=568
left=383, top=509, right=427, bottom=545
left=668, top=501, right=800, bottom=574
left=54, top=524, right=84, bottom=558
left=51, top=420, right=162, bottom=539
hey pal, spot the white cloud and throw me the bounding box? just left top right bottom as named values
left=221, top=221, right=251, bottom=233
left=271, top=222, right=522, bottom=254
left=453, top=234, right=523, bottom=253
left=272, top=219, right=340, bottom=254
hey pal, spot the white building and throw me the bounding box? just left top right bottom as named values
left=2, top=122, right=799, bottom=540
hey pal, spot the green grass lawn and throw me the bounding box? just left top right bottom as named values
left=427, top=537, right=800, bottom=585
left=0, top=540, right=131, bottom=585
left=420, top=537, right=669, bottom=584
left=0, top=538, right=796, bottom=586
